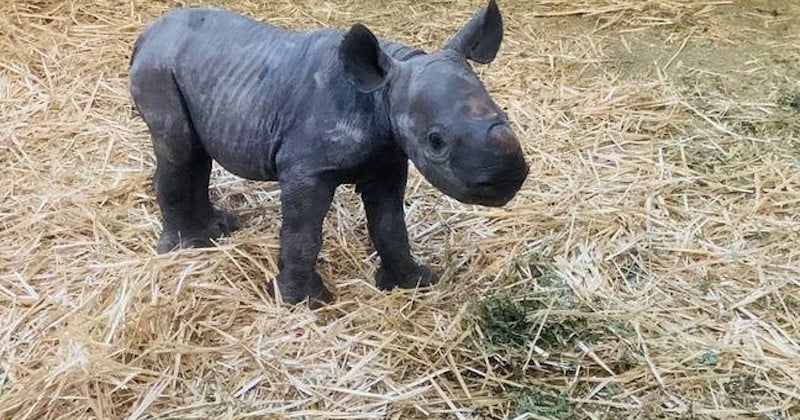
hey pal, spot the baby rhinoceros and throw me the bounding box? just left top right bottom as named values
left=129, top=0, right=529, bottom=307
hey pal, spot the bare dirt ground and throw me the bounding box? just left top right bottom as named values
left=1, top=0, right=799, bottom=418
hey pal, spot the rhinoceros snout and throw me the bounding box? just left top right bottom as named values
left=451, top=124, right=529, bottom=207
left=480, top=124, right=528, bottom=189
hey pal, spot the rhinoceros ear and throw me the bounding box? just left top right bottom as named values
left=444, top=0, right=503, bottom=64
left=340, top=23, right=393, bottom=92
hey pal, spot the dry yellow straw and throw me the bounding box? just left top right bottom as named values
left=1, top=0, right=798, bottom=418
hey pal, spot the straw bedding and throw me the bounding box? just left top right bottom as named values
left=1, top=0, right=799, bottom=418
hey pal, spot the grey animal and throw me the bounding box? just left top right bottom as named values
left=129, top=0, right=529, bottom=307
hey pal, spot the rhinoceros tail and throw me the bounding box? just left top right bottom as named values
left=128, top=34, right=146, bottom=117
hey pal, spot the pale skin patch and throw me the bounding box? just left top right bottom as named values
left=313, top=71, right=325, bottom=88
left=394, top=113, right=416, bottom=139
left=463, top=95, right=499, bottom=119
left=327, top=119, right=366, bottom=144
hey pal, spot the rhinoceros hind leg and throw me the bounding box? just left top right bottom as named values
left=212, top=208, right=241, bottom=235
left=131, top=71, right=241, bottom=254
left=131, top=65, right=242, bottom=254
left=151, top=151, right=236, bottom=254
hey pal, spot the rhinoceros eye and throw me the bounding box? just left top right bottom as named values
left=428, top=132, right=446, bottom=151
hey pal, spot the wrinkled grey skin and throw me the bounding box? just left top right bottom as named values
left=129, top=0, right=529, bottom=307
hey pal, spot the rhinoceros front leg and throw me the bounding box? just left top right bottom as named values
left=275, top=177, right=336, bottom=308
left=358, top=164, right=436, bottom=291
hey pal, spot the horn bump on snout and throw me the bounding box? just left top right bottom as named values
left=487, top=123, right=521, bottom=154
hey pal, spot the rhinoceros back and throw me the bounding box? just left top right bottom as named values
left=130, top=7, right=344, bottom=180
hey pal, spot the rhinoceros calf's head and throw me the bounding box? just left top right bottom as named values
left=340, top=0, right=529, bottom=207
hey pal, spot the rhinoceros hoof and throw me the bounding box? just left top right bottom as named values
left=156, top=208, right=241, bottom=254
left=211, top=208, right=241, bottom=236
left=277, top=271, right=334, bottom=309
left=376, top=264, right=436, bottom=291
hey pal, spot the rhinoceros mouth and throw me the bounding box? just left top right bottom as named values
left=460, top=185, right=519, bottom=207
left=415, top=156, right=525, bottom=207
left=459, top=195, right=513, bottom=207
